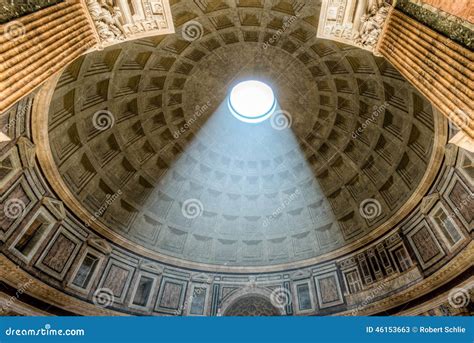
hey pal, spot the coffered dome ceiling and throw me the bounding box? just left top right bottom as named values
left=46, top=0, right=437, bottom=267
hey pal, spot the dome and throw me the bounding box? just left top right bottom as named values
left=1, top=0, right=472, bottom=319
left=44, top=1, right=436, bottom=268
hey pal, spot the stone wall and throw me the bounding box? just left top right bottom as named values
left=0, top=0, right=64, bottom=24
left=420, top=0, right=473, bottom=23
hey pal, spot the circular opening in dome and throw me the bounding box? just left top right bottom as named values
left=228, top=80, right=276, bottom=123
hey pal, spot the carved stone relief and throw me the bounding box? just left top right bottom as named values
left=317, top=0, right=391, bottom=54
left=84, top=0, right=174, bottom=48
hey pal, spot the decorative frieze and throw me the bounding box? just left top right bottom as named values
left=317, top=0, right=391, bottom=54
left=83, top=0, right=174, bottom=48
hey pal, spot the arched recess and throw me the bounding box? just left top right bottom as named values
left=219, top=287, right=285, bottom=316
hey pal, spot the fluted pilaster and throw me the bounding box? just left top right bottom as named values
left=0, top=0, right=98, bottom=113
left=377, top=9, right=474, bottom=140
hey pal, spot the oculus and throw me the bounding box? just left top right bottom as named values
left=228, top=80, right=276, bottom=123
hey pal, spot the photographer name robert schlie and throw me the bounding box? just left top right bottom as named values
left=417, top=326, right=466, bottom=334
